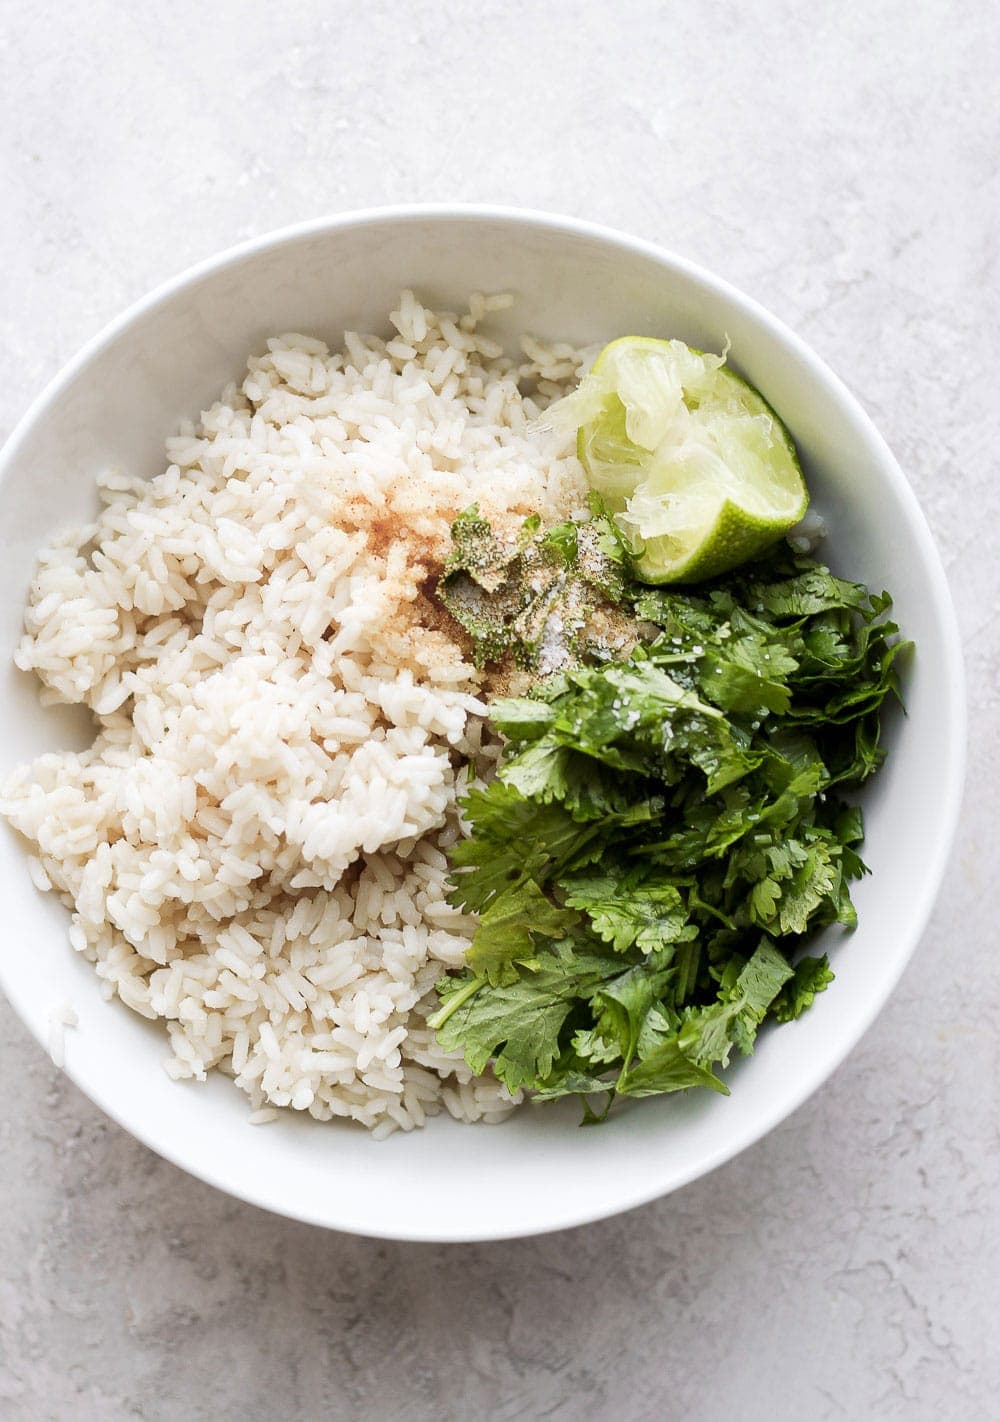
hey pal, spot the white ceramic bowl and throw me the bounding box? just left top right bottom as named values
left=0, top=208, right=965, bottom=1241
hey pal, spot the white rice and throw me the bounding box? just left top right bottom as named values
left=46, top=1003, right=78, bottom=1068
left=1, top=292, right=591, bottom=1136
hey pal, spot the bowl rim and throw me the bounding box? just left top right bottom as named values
left=0, top=205, right=967, bottom=1240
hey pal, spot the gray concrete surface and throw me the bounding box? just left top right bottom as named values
left=1, top=2, right=997, bottom=1417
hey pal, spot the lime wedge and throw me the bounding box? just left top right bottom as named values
left=549, top=336, right=808, bottom=584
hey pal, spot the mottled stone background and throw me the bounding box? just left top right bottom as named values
left=1, top=2, right=997, bottom=1417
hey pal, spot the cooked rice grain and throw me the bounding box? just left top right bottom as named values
left=1, top=294, right=590, bottom=1134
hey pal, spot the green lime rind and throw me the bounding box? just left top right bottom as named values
left=632, top=499, right=802, bottom=585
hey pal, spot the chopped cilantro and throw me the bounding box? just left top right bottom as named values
left=432, top=531, right=910, bottom=1120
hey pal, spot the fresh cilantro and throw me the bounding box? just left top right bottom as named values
left=466, top=880, right=580, bottom=986
left=562, top=870, right=697, bottom=954
left=772, top=955, right=835, bottom=1022
left=430, top=948, right=623, bottom=1092
left=433, top=524, right=910, bottom=1121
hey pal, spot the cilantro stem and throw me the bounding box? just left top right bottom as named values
left=688, top=894, right=737, bottom=929
left=427, top=975, right=485, bottom=1031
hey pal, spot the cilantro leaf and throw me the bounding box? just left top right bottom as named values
left=433, top=950, right=622, bottom=1093
left=465, top=880, right=580, bottom=986
left=562, top=871, right=696, bottom=954
left=619, top=1040, right=730, bottom=1098
left=447, top=784, right=606, bottom=912
left=773, top=955, right=835, bottom=1022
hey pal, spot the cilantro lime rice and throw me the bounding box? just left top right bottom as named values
left=0, top=294, right=907, bottom=1135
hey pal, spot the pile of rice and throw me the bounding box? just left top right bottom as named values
left=0, top=292, right=591, bottom=1136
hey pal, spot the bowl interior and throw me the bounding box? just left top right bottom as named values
left=0, top=211, right=964, bottom=1240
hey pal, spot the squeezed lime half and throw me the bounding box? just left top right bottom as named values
left=550, top=336, right=809, bottom=584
